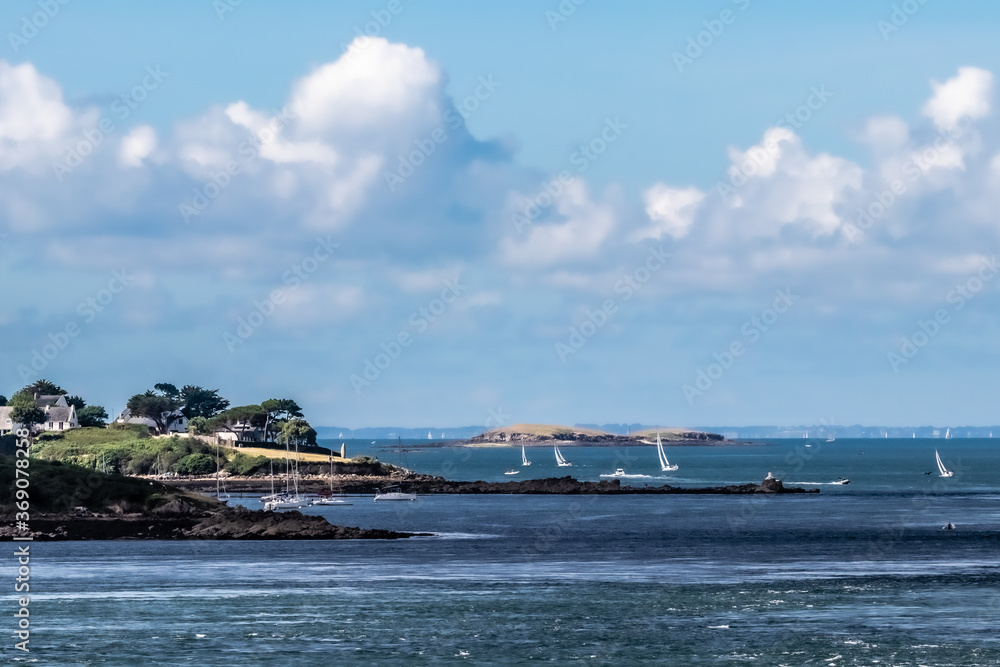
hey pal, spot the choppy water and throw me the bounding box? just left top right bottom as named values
left=6, top=439, right=1000, bottom=665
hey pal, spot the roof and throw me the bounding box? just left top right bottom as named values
left=35, top=394, right=68, bottom=408
left=43, top=407, right=74, bottom=423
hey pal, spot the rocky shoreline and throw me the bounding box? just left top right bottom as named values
left=0, top=505, right=424, bottom=541
left=170, top=474, right=817, bottom=496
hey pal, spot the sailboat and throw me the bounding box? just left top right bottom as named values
left=656, top=432, right=678, bottom=471
left=312, top=451, right=352, bottom=506
left=427, top=431, right=433, bottom=440
left=521, top=445, right=531, bottom=467
left=945, top=428, right=952, bottom=440
left=215, top=446, right=230, bottom=504
left=374, top=438, right=417, bottom=501
left=554, top=445, right=572, bottom=467
left=935, top=449, right=954, bottom=478
left=826, top=435, right=836, bottom=442
left=264, top=441, right=308, bottom=510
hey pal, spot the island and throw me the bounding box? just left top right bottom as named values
left=462, top=423, right=727, bottom=445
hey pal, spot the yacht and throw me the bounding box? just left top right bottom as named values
left=374, top=486, right=417, bottom=502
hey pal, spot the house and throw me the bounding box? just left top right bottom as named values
left=214, top=422, right=266, bottom=444
left=115, top=408, right=188, bottom=434
left=0, top=394, right=79, bottom=435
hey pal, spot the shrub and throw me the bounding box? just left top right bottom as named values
left=174, top=453, right=216, bottom=476
left=224, top=453, right=269, bottom=476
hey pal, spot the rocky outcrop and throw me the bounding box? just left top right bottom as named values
left=183, top=507, right=419, bottom=540
left=404, top=476, right=817, bottom=495
left=0, top=507, right=423, bottom=541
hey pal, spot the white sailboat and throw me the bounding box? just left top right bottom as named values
left=264, top=442, right=308, bottom=510
left=214, top=447, right=230, bottom=504
left=427, top=431, right=433, bottom=439
left=312, top=451, right=352, bottom=506
left=374, top=437, right=417, bottom=501
left=935, top=449, right=953, bottom=478
left=656, top=432, right=678, bottom=471
left=374, top=486, right=417, bottom=501
left=521, top=445, right=531, bottom=467
left=945, top=428, right=952, bottom=440
left=554, top=445, right=572, bottom=467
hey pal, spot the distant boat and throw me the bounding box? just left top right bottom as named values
left=826, top=435, right=835, bottom=443
left=656, top=432, right=678, bottom=471
left=834, top=478, right=850, bottom=485
left=912, top=432, right=916, bottom=438
left=554, top=445, right=572, bottom=467
left=945, top=428, right=951, bottom=440
left=504, top=468, right=520, bottom=476
left=374, top=486, right=417, bottom=502
left=214, top=446, right=229, bottom=504
left=427, top=431, right=433, bottom=439
left=311, top=451, right=352, bottom=506
left=600, top=468, right=627, bottom=478
left=521, top=445, right=531, bottom=467
left=338, top=432, right=343, bottom=438
left=935, top=449, right=954, bottom=478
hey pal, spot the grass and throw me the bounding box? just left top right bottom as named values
left=228, top=445, right=346, bottom=464
left=482, top=423, right=611, bottom=437
left=29, top=427, right=352, bottom=476
left=631, top=429, right=700, bottom=440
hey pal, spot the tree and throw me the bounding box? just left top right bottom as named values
left=180, top=385, right=230, bottom=419
left=77, top=405, right=109, bottom=428
left=260, top=398, right=303, bottom=442
left=278, top=418, right=317, bottom=448
left=65, top=395, right=86, bottom=410
left=188, top=416, right=214, bottom=436
left=9, top=392, right=45, bottom=433
left=153, top=383, right=179, bottom=397
left=0, top=395, right=7, bottom=407
left=208, top=405, right=266, bottom=442
left=24, top=379, right=66, bottom=396
left=125, top=387, right=183, bottom=435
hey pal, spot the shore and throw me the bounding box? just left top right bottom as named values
left=167, top=474, right=818, bottom=496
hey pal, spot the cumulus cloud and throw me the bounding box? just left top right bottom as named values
left=499, top=179, right=617, bottom=267
left=922, top=67, right=993, bottom=129
left=119, top=126, right=157, bottom=167
left=630, top=185, right=704, bottom=241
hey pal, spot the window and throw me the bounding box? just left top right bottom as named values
left=48, top=422, right=53, bottom=429
left=59, top=422, right=64, bottom=429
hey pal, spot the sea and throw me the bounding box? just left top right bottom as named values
left=8, top=438, right=1000, bottom=665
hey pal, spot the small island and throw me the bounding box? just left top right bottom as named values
left=462, top=423, right=727, bottom=446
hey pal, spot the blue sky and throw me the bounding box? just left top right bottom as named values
left=3, top=1, right=1000, bottom=428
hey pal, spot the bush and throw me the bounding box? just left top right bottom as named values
left=174, top=453, right=217, bottom=476
left=224, top=453, right=269, bottom=476
left=111, top=422, right=151, bottom=438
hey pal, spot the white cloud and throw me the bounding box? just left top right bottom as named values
left=922, top=67, right=993, bottom=129
left=119, top=126, right=157, bottom=167
left=630, top=184, right=704, bottom=241
left=500, top=179, right=616, bottom=267
left=0, top=60, right=83, bottom=172
left=289, top=37, right=442, bottom=135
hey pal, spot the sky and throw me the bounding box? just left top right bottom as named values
left=3, top=1, right=1000, bottom=428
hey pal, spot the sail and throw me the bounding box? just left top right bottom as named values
left=554, top=445, right=570, bottom=466
left=935, top=449, right=950, bottom=476
left=656, top=432, right=669, bottom=469
left=522, top=445, right=530, bottom=466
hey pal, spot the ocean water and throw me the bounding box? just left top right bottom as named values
left=7, top=439, right=1000, bottom=665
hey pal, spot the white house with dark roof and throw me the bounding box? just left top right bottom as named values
left=115, top=408, right=188, bottom=434
left=0, top=394, right=79, bottom=435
